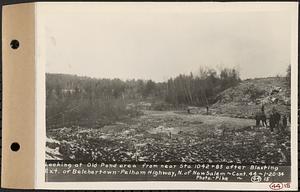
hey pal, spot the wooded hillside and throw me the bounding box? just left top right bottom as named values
left=46, top=67, right=240, bottom=129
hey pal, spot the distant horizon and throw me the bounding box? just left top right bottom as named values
left=46, top=70, right=288, bottom=83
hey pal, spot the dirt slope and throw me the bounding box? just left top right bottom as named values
left=211, top=77, right=290, bottom=118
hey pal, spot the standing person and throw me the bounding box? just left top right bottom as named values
left=206, top=105, right=209, bottom=115
left=261, top=112, right=267, bottom=127
left=269, top=112, right=275, bottom=132
left=282, top=115, right=287, bottom=131
left=261, top=102, right=266, bottom=127
left=255, top=112, right=261, bottom=127
left=274, top=111, right=281, bottom=130
left=187, top=107, right=191, bottom=114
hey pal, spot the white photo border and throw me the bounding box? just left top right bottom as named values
left=35, top=2, right=298, bottom=190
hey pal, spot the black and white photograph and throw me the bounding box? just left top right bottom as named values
left=41, top=2, right=297, bottom=187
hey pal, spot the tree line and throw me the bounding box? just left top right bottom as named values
left=46, top=67, right=240, bottom=129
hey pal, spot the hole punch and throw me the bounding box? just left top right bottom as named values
left=10, top=39, right=20, bottom=49
left=10, top=142, right=20, bottom=152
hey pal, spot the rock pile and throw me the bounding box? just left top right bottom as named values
left=212, top=77, right=290, bottom=118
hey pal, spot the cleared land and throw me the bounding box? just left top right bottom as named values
left=47, top=109, right=290, bottom=165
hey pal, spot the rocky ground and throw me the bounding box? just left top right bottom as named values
left=211, top=77, right=290, bottom=119
left=46, top=110, right=290, bottom=165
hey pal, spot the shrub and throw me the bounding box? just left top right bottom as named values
left=243, top=84, right=265, bottom=101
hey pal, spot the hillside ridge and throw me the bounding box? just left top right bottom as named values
left=211, top=77, right=290, bottom=118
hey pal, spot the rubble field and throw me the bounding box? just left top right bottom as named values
left=212, top=77, right=290, bottom=119
left=46, top=110, right=290, bottom=165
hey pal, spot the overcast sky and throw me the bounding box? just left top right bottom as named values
left=40, top=3, right=295, bottom=82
